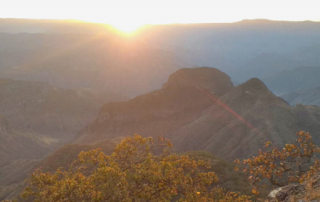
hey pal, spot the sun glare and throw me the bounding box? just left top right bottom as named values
left=111, top=22, right=143, bottom=33
left=1, top=0, right=320, bottom=30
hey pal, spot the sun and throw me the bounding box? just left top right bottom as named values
left=111, top=22, right=144, bottom=33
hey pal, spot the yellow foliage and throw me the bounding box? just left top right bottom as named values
left=19, top=135, right=251, bottom=202
left=235, top=131, right=320, bottom=196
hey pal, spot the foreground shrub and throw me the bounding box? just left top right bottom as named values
left=235, top=131, right=320, bottom=195
left=20, top=135, right=251, bottom=202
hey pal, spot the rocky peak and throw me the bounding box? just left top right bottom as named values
left=267, top=175, right=320, bottom=202
left=220, top=78, right=289, bottom=116
left=237, top=78, right=271, bottom=95
left=162, top=67, right=233, bottom=96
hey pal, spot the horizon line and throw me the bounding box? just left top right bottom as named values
left=1, top=17, right=320, bottom=26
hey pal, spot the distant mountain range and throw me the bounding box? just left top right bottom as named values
left=263, top=66, right=320, bottom=95
left=1, top=19, right=320, bottom=96
left=135, top=20, right=320, bottom=82
left=281, top=86, right=320, bottom=106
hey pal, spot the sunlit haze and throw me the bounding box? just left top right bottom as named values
left=2, top=0, right=320, bottom=32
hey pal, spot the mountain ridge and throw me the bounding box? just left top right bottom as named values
left=76, top=67, right=320, bottom=161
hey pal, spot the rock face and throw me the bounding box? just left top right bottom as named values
left=267, top=175, right=320, bottom=202
left=76, top=67, right=320, bottom=160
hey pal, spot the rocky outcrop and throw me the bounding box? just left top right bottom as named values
left=163, top=67, right=233, bottom=96
left=267, top=175, right=320, bottom=202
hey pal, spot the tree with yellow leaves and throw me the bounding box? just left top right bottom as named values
left=234, top=131, right=320, bottom=194
left=20, top=135, right=251, bottom=202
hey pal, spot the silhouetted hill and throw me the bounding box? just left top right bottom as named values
left=76, top=68, right=320, bottom=161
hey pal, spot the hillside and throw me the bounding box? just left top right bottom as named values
left=263, top=66, right=320, bottom=95
left=0, top=115, right=55, bottom=167
left=0, top=78, right=126, bottom=143
left=0, top=159, right=38, bottom=201
left=281, top=86, right=320, bottom=106
left=170, top=78, right=320, bottom=160
left=0, top=138, right=120, bottom=201
left=0, top=114, right=55, bottom=200
left=76, top=67, right=320, bottom=161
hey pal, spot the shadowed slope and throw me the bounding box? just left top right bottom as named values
left=172, top=78, right=294, bottom=160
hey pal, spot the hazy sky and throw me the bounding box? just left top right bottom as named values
left=2, top=0, right=320, bottom=31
